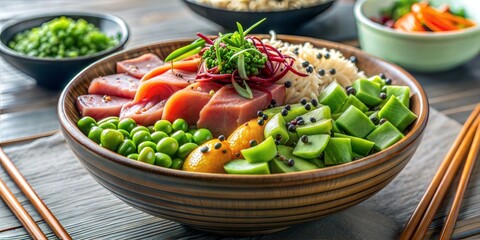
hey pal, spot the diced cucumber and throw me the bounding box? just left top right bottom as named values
left=334, top=133, right=375, bottom=156
left=385, top=86, right=410, bottom=108
left=293, top=134, right=330, bottom=159
left=332, top=120, right=342, bottom=133
left=264, top=113, right=289, bottom=144
left=336, top=106, right=376, bottom=138
left=241, top=136, right=277, bottom=163
left=378, top=96, right=417, bottom=131
left=296, top=119, right=332, bottom=136
left=307, top=157, right=326, bottom=168
left=298, top=106, right=331, bottom=124
left=368, top=75, right=385, bottom=88
left=366, top=121, right=404, bottom=151
left=224, top=159, right=270, bottom=174
left=352, top=152, right=364, bottom=160
left=270, top=145, right=319, bottom=173
left=338, top=95, right=369, bottom=113
left=262, top=106, right=283, bottom=118
left=324, top=137, right=352, bottom=166
left=285, top=131, right=299, bottom=146
left=282, top=103, right=317, bottom=122
left=318, top=81, right=348, bottom=113
left=352, top=79, right=382, bottom=106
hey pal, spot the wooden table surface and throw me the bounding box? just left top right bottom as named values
left=1, top=0, right=479, bottom=238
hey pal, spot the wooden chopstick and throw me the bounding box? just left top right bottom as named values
left=400, top=104, right=480, bottom=240
left=440, top=121, right=480, bottom=239
left=0, top=147, right=72, bottom=240
left=0, top=177, right=47, bottom=240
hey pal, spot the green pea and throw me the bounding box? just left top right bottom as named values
left=171, top=158, right=184, bottom=170
left=118, top=118, right=137, bottom=132
left=127, top=153, right=138, bottom=160
left=176, top=142, right=198, bottom=159
left=100, top=129, right=124, bottom=151
left=97, top=116, right=119, bottom=127
left=156, top=137, right=179, bottom=156
left=151, top=131, right=168, bottom=144
left=154, top=120, right=173, bottom=134
left=172, top=118, right=189, bottom=132
left=130, top=126, right=150, bottom=138
left=88, top=126, right=104, bottom=144
left=187, top=128, right=197, bottom=135
left=117, top=139, right=136, bottom=156
left=170, top=130, right=187, bottom=146
left=132, top=131, right=152, bottom=146
left=193, top=128, right=213, bottom=145
left=138, top=141, right=157, bottom=154
left=138, top=147, right=155, bottom=164
left=98, top=122, right=116, bottom=130
left=77, top=116, right=97, bottom=135
left=118, top=129, right=130, bottom=139
left=154, top=152, right=172, bottom=168
left=185, top=133, right=194, bottom=143
left=147, top=126, right=155, bottom=133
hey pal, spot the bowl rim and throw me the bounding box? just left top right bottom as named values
left=58, top=35, right=429, bottom=182
left=354, top=0, right=480, bottom=39
left=0, top=11, right=130, bottom=62
left=182, top=0, right=336, bottom=14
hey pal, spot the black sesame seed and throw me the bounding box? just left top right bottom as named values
left=288, top=124, right=296, bottom=132
left=275, top=134, right=283, bottom=140
left=257, top=118, right=265, bottom=126
left=222, top=149, right=227, bottom=154
left=285, top=104, right=291, bottom=110
left=284, top=81, right=292, bottom=88
left=310, top=117, right=317, bottom=123
left=316, top=52, right=323, bottom=59
left=318, top=69, right=325, bottom=76
left=286, top=159, right=295, bottom=167
left=274, top=140, right=281, bottom=145
left=267, top=104, right=274, bottom=109
left=235, top=152, right=240, bottom=157
left=302, top=61, right=310, bottom=68
left=257, top=110, right=264, bottom=117
left=281, top=108, right=289, bottom=116
left=300, top=135, right=309, bottom=143
left=346, top=87, right=356, bottom=95
left=218, top=135, right=226, bottom=141
left=349, top=56, right=357, bottom=63
left=379, top=73, right=386, bottom=79
left=311, top=99, right=318, bottom=107
left=262, top=114, right=268, bottom=120
left=379, top=92, right=387, bottom=99
left=324, top=52, right=330, bottom=59
left=379, top=118, right=387, bottom=125
left=329, top=68, right=336, bottom=75
left=279, top=155, right=286, bottom=161
left=293, top=47, right=299, bottom=55
left=271, top=99, right=277, bottom=105
left=249, top=140, right=257, bottom=147
left=306, top=65, right=313, bottom=73
left=295, top=116, right=304, bottom=121
left=300, top=98, right=307, bottom=105
left=200, top=146, right=209, bottom=153
left=304, top=103, right=311, bottom=110
left=214, top=142, right=222, bottom=149
left=297, top=119, right=305, bottom=125
left=370, top=116, right=379, bottom=124
left=290, top=120, right=297, bottom=126
left=385, top=78, right=393, bottom=85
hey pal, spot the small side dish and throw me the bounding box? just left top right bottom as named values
left=194, top=0, right=330, bottom=11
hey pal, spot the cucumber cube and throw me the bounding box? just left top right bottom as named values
left=338, top=95, right=369, bottom=113
left=241, top=136, right=277, bottom=163
left=332, top=120, right=342, bottom=133
left=334, top=133, right=375, bottom=156
left=378, top=96, right=417, bottom=131
left=318, top=81, right=348, bottom=113
left=293, top=134, right=330, bottom=159
left=296, top=119, right=332, bottom=136
left=367, top=121, right=405, bottom=151
left=336, top=106, right=376, bottom=138
left=368, top=75, right=385, bottom=88
left=307, top=158, right=326, bottom=168
left=352, top=79, right=382, bottom=106
left=299, top=106, right=331, bottom=124
left=324, top=137, right=352, bottom=165
left=224, top=159, right=270, bottom=174
left=264, top=113, right=289, bottom=144
left=385, top=86, right=410, bottom=108
left=270, top=145, right=319, bottom=173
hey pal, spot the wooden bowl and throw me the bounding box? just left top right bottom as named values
left=58, top=35, right=429, bottom=236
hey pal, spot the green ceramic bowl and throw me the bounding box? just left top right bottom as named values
left=354, top=0, right=480, bottom=72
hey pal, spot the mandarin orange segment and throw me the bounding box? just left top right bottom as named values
left=182, top=139, right=232, bottom=173
left=227, top=118, right=266, bottom=159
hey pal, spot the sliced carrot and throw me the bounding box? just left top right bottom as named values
left=140, top=57, right=201, bottom=82
left=394, top=12, right=425, bottom=32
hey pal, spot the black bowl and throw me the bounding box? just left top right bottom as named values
left=0, top=12, right=129, bottom=90
left=182, top=0, right=335, bottom=33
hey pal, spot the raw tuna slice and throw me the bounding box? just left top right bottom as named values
left=117, top=53, right=163, bottom=78
left=120, top=97, right=166, bottom=126
left=162, top=81, right=223, bottom=125
left=197, top=84, right=286, bottom=137
left=133, top=69, right=196, bottom=102
left=77, top=94, right=131, bottom=120
left=88, top=73, right=139, bottom=99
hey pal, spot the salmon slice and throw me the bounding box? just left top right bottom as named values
left=197, top=84, right=286, bottom=137
left=117, top=53, right=164, bottom=78
left=162, top=81, right=223, bottom=126
left=77, top=94, right=131, bottom=120
left=133, top=69, right=196, bottom=102
left=88, top=73, right=139, bottom=99
left=120, top=97, right=166, bottom=126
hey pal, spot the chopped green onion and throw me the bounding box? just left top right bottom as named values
left=237, top=54, right=248, bottom=80
left=165, top=39, right=205, bottom=62
left=232, top=78, right=253, bottom=99
left=244, top=18, right=266, bottom=35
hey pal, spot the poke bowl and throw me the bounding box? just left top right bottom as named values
left=58, top=34, right=428, bottom=235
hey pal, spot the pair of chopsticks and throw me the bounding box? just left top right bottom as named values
left=401, top=104, right=480, bottom=240
left=0, top=144, right=71, bottom=239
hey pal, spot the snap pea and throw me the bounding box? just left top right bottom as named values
left=170, top=158, right=184, bottom=170
left=118, top=118, right=137, bottom=132
left=132, top=131, right=152, bottom=146
left=172, top=118, right=189, bottom=132
left=100, top=129, right=124, bottom=151
left=154, top=152, right=172, bottom=168
left=154, top=120, right=173, bottom=134
left=77, top=116, right=96, bottom=135
left=138, top=141, right=157, bottom=154
left=156, top=137, right=179, bottom=156
left=138, top=147, right=155, bottom=164
left=117, top=139, right=136, bottom=156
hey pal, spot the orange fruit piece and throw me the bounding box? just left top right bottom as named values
left=227, top=118, right=266, bottom=159
left=183, top=139, right=232, bottom=173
